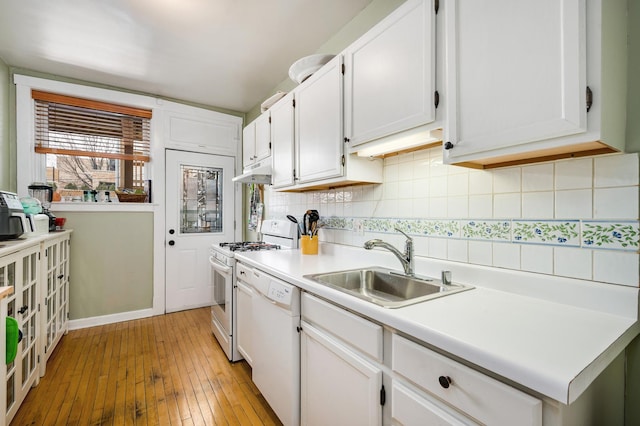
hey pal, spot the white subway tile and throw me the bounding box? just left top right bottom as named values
left=428, top=238, right=447, bottom=259
left=494, top=193, right=521, bottom=218
left=383, top=181, right=399, bottom=200
left=384, top=156, right=399, bottom=165
left=429, top=155, right=447, bottom=177
left=429, top=175, right=448, bottom=197
left=384, top=163, right=399, bottom=182
left=521, top=245, right=553, bottom=274
left=399, top=162, right=414, bottom=181
left=412, top=178, right=430, bottom=198
left=522, top=192, right=554, bottom=219
left=522, top=163, right=554, bottom=192
left=593, top=250, right=639, bottom=287
left=429, top=197, right=448, bottom=218
left=594, top=154, right=639, bottom=188
left=412, top=198, right=429, bottom=218
left=469, top=194, right=493, bottom=218
left=469, top=170, right=493, bottom=194
left=398, top=181, right=413, bottom=199
left=397, top=199, right=413, bottom=218
left=468, top=241, right=493, bottom=266
left=448, top=239, right=468, bottom=262
left=398, top=152, right=414, bottom=163
left=555, top=158, right=592, bottom=190
left=493, top=168, right=521, bottom=193
left=555, top=189, right=592, bottom=219
left=493, top=243, right=521, bottom=269
left=448, top=196, right=469, bottom=218
left=413, top=235, right=429, bottom=257
left=448, top=173, right=469, bottom=196
left=554, top=247, right=592, bottom=280
left=413, top=160, right=429, bottom=179
left=594, top=187, right=639, bottom=219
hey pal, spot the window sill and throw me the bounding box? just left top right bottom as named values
left=50, top=202, right=156, bottom=213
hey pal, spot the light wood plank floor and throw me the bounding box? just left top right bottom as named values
left=11, top=307, right=282, bottom=426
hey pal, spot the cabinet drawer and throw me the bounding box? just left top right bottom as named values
left=392, top=381, right=477, bottom=426
left=236, top=262, right=253, bottom=284
left=392, top=334, right=542, bottom=426
left=302, top=293, right=383, bottom=362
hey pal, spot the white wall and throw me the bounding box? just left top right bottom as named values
left=266, top=147, right=639, bottom=287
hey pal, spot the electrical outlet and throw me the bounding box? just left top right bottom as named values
left=354, top=219, right=364, bottom=236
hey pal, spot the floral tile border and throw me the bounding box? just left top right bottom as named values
left=317, top=216, right=639, bottom=251
left=462, top=220, right=511, bottom=241
left=512, top=220, right=580, bottom=246
left=582, top=221, right=639, bottom=250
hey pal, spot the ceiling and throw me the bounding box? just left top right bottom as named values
left=0, top=0, right=372, bottom=113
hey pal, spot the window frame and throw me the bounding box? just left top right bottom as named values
left=15, top=75, right=159, bottom=210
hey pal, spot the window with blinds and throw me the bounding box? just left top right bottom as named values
left=32, top=90, right=152, bottom=197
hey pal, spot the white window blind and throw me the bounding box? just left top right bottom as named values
left=32, top=90, right=152, bottom=162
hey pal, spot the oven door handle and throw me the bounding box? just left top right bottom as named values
left=209, top=256, right=232, bottom=275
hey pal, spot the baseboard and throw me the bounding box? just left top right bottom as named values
left=68, top=308, right=155, bottom=330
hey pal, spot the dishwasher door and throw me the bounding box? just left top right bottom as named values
left=251, top=276, right=300, bottom=426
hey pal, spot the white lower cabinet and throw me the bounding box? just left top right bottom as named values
left=0, top=232, right=72, bottom=426
left=300, top=292, right=383, bottom=426
left=392, top=334, right=542, bottom=426
left=40, top=234, right=70, bottom=376
left=235, top=280, right=253, bottom=366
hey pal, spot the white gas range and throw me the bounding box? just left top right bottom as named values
left=209, top=219, right=298, bottom=361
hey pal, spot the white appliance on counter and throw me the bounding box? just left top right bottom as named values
left=209, top=219, right=298, bottom=362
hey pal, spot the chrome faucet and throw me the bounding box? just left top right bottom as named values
left=364, top=228, right=414, bottom=276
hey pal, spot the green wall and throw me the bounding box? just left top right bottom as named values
left=62, top=212, right=154, bottom=319
left=0, top=57, right=9, bottom=191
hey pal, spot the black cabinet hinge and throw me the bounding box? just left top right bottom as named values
left=296, top=326, right=302, bottom=333
left=341, top=63, right=345, bottom=75
left=341, top=155, right=346, bottom=166
left=586, top=86, right=593, bottom=112
left=380, top=385, right=386, bottom=406
left=435, top=0, right=439, bottom=14
left=434, top=90, right=440, bottom=108
left=269, top=142, right=272, bottom=150
left=292, top=99, right=296, bottom=108
left=344, top=137, right=350, bottom=144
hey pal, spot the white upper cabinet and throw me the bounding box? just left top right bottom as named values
left=270, top=92, right=296, bottom=189
left=242, top=112, right=271, bottom=169
left=344, top=0, right=437, bottom=150
left=443, top=0, right=627, bottom=168
left=295, top=55, right=345, bottom=184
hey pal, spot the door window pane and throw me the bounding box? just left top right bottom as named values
left=180, top=165, right=223, bottom=233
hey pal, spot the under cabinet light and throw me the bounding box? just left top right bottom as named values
left=356, top=128, right=442, bottom=157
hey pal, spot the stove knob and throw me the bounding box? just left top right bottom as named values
left=168, top=240, right=175, bottom=246
left=169, top=229, right=175, bottom=234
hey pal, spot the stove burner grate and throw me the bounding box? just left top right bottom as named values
left=219, top=241, right=281, bottom=252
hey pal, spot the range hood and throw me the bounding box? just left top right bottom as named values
left=232, top=159, right=272, bottom=184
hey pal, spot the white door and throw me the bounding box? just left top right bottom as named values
left=165, top=149, right=235, bottom=313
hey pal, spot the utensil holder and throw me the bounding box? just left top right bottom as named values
left=301, top=235, right=318, bottom=255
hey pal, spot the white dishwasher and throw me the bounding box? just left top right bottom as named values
left=251, top=271, right=300, bottom=426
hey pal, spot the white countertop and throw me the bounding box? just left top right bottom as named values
left=0, top=230, right=73, bottom=257
left=235, top=243, right=639, bottom=405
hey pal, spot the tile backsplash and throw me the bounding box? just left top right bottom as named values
left=265, top=148, right=639, bottom=287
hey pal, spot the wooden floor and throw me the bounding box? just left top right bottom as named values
left=11, top=307, right=282, bottom=426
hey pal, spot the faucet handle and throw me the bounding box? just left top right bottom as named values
left=394, top=227, right=412, bottom=241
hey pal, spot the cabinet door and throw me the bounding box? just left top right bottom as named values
left=41, top=234, right=70, bottom=374
left=254, top=112, right=271, bottom=163
left=444, top=0, right=587, bottom=161
left=1, top=246, right=40, bottom=424
left=295, top=56, right=344, bottom=184
left=301, top=321, right=382, bottom=426
left=242, top=122, right=256, bottom=169
left=235, top=280, right=253, bottom=366
left=345, top=0, right=436, bottom=147
left=271, top=93, right=296, bottom=188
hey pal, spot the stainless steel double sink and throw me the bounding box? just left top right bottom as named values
left=304, top=267, right=473, bottom=308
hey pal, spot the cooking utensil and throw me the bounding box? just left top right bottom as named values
left=286, top=215, right=304, bottom=237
